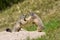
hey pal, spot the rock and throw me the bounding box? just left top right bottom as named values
left=0, top=31, right=46, bottom=40
left=29, top=31, right=45, bottom=39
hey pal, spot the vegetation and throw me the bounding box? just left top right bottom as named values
left=0, top=0, right=24, bottom=10
left=0, top=0, right=60, bottom=40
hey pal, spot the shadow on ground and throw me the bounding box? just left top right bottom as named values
left=0, top=0, right=24, bottom=11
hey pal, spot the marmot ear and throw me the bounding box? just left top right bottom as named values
left=20, top=14, right=25, bottom=19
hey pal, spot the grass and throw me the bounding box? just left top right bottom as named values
left=0, top=0, right=60, bottom=40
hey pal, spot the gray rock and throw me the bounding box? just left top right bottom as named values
left=0, top=31, right=45, bottom=40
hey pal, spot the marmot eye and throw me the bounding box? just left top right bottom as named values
left=24, top=18, right=26, bottom=21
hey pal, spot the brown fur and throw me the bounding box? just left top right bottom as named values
left=12, top=12, right=44, bottom=32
